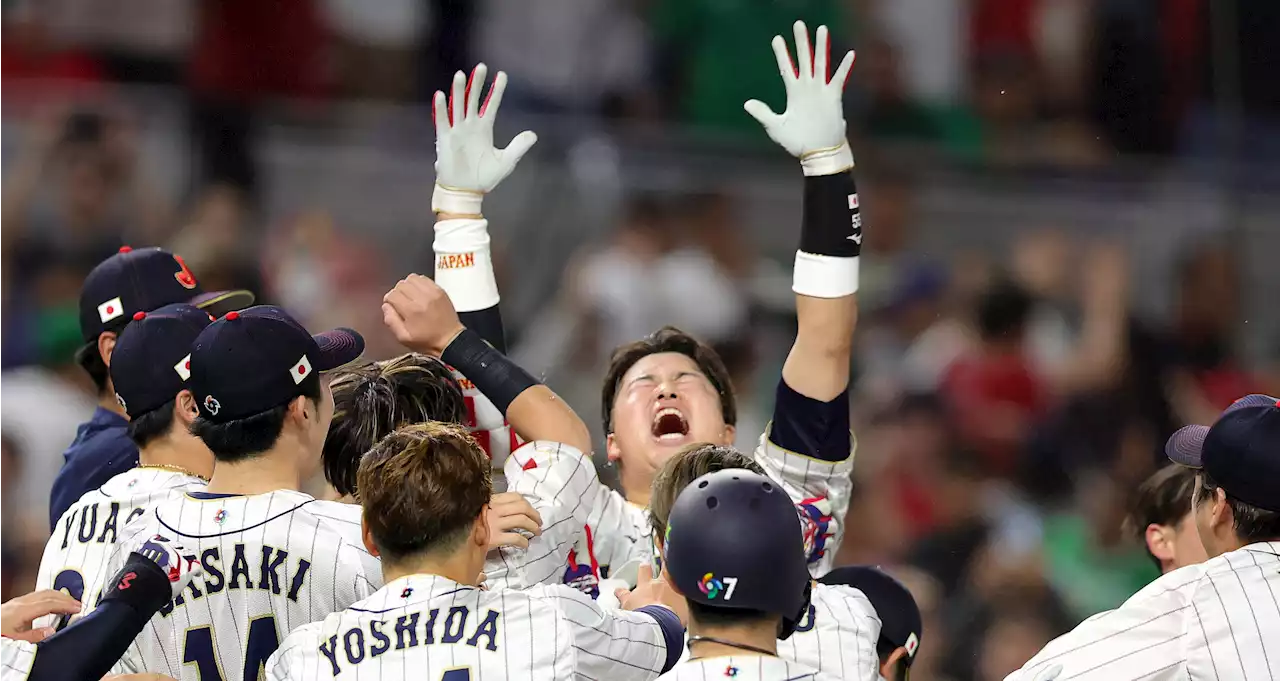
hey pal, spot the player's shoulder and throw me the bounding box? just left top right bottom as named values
left=813, top=582, right=880, bottom=623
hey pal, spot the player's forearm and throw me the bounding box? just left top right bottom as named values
left=442, top=330, right=592, bottom=454
left=434, top=215, right=507, bottom=352
left=783, top=167, right=861, bottom=402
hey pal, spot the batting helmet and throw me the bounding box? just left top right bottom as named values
left=664, top=469, right=811, bottom=638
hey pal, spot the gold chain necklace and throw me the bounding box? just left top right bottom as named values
left=137, top=464, right=210, bottom=482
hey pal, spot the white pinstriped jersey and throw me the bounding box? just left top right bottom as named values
left=452, top=371, right=520, bottom=493
left=673, top=583, right=882, bottom=680
left=104, top=490, right=384, bottom=680
left=658, top=656, right=834, bottom=681
left=483, top=441, right=601, bottom=591
left=0, top=638, right=35, bottom=681
left=33, top=467, right=206, bottom=630
left=560, top=425, right=855, bottom=597
left=265, top=574, right=677, bottom=681
left=1007, top=541, right=1280, bottom=681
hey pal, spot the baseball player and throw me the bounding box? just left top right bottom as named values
left=815, top=567, right=920, bottom=681
left=642, top=468, right=821, bottom=680
left=643, top=444, right=879, bottom=680
left=427, top=62, right=538, bottom=490
left=34, top=304, right=216, bottom=631
left=1008, top=394, right=1280, bottom=680
left=344, top=270, right=604, bottom=590
left=1123, top=464, right=1207, bottom=575
left=52, top=246, right=253, bottom=528
left=561, top=21, right=862, bottom=596
left=265, top=421, right=686, bottom=680
left=4, top=534, right=201, bottom=681
left=102, top=305, right=381, bottom=679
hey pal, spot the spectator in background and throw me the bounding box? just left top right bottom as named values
left=942, top=278, right=1047, bottom=477
left=1, top=1, right=105, bottom=107
left=1168, top=243, right=1256, bottom=410
left=166, top=183, right=266, bottom=298
left=652, top=0, right=844, bottom=135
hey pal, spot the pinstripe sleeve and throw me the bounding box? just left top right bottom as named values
left=529, top=584, right=677, bottom=680
left=752, top=381, right=854, bottom=578
left=1, top=638, right=36, bottom=681
left=1005, top=587, right=1190, bottom=681
left=486, top=441, right=599, bottom=590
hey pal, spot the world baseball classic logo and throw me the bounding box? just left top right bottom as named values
left=698, top=573, right=740, bottom=600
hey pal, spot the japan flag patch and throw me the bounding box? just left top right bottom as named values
left=174, top=354, right=192, bottom=381
left=848, top=193, right=859, bottom=210
left=290, top=355, right=313, bottom=384
left=98, top=297, right=124, bottom=323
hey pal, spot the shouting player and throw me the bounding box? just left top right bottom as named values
left=106, top=306, right=379, bottom=680
left=646, top=444, right=879, bottom=680
left=1008, top=395, right=1280, bottom=680
left=52, top=246, right=252, bottom=528
left=265, top=421, right=686, bottom=680
left=562, top=21, right=862, bottom=596
left=35, top=303, right=215, bottom=630
left=649, top=468, right=820, bottom=680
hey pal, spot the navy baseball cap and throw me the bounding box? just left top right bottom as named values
left=1165, top=394, right=1280, bottom=513
left=664, top=469, right=810, bottom=620
left=78, top=246, right=254, bottom=342
left=110, top=304, right=216, bottom=419
left=189, top=306, right=364, bottom=423
left=820, top=566, right=922, bottom=666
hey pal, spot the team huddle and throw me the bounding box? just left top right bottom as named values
left=4, top=20, right=1279, bottom=681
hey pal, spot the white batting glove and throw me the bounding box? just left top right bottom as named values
left=133, top=534, right=203, bottom=600
left=432, top=63, right=538, bottom=216
left=744, top=21, right=856, bottom=177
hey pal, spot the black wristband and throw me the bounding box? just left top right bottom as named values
left=801, top=172, right=860, bottom=258
left=441, top=328, right=539, bottom=415
left=98, top=551, right=173, bottom=616
left=458, top=305, right=507, bottom=354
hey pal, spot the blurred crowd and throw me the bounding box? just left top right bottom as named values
left=3, top=0, right=1280, bottom=679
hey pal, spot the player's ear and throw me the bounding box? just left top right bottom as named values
left=287, top=394, right=310, bottom=423
left=98, top=331, right=118, bottom=367
left=473, top=505, right=491, bottom=548
left=606, top=433, right=622, bottom=463
left=1145, top=523, right=1174, bottom=565
left=721, top=423, right=736, bottom=445
left=361, top=515, right=380, bottom=558
left=880, top=647, right=908, bottom=680
left=1210, top=486, right=1232, bottom=531
left=174, top=390, right=199, bottom=425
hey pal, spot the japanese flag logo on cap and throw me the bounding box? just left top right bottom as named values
left=904, top=632, right=919, bottom=657
left=98, top=297, right=124, bottom=323
left=290, top=355, right=313, bottom=384
left=174, top=354, right=192, bottom=381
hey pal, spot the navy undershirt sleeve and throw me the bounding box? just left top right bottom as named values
left=766, top=379, right=851, bottom=462
left=637, top=605, right=685, bottom=673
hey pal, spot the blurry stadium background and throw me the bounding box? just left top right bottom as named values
left=3, top=0, right=1280, bottom=678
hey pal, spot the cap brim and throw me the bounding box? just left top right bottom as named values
left=313, top=327, right=365, bottom=372
left=190, top=290, right=256, bottom=318
left=1165, top=425, right=1208, bottom=468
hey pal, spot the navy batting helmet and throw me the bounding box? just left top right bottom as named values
left=664, top=469, right=811, bottom=638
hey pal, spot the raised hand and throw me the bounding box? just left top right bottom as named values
left=382, top=274, right=466, bottom=356
left=744, top=21, right=856, bottom=176
left=432, top=64, right=538, bottom=215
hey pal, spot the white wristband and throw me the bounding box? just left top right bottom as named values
left=434, top=218, right=500, bottom=311
left=800, top=141, right=855, bottom=177
left=432, top=184, right=485, bottom=216
left=792, top=251, right=859, bottom=298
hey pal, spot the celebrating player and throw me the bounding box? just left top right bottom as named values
left=35, top=304, right=215, bottom=630
left=645, top=468, right=820, bottom=680
left=645, top=444, right=879, bottom=680
left=562, top=20, right=862, bottom=597
left=1123, top=464, right=1208, bottom=575
left=4, top=534, right=200, bottom=681
left=816, top=567, right=920, bottom=681
left=1008, top=395, right=1280, bottom=680
left=52, top=246, right=252, bottom=528
left=265, top=421, right=685, bottom=680
left=104, top=306, right=379, bottom=679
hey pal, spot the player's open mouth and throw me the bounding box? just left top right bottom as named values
left=652, top=407, right=690, bottom=442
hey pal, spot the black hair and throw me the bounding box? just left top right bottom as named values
left=1198, top=472, right=1280, bottom=544
left=127, top=401, right=177, bottom=448
left=1124, top=465, right=1198, bottom=570
left=190, top=376, right=322, bottom=463
left=687, top=600, right=777, bottom=632
left=76, top=341, right=110, bottom=395
left=976, top=278, right=1034, bottom=343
